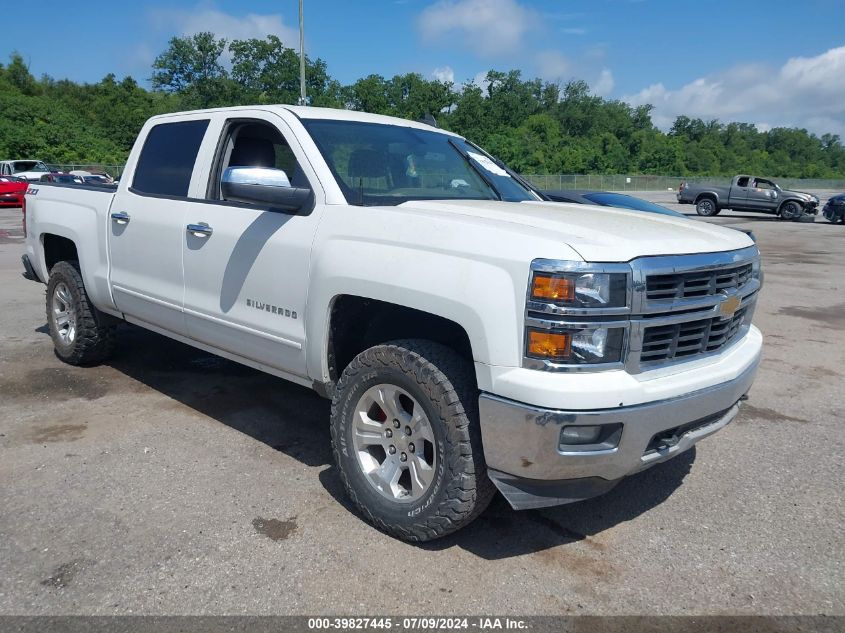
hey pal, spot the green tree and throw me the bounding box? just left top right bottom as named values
left=151, top=32, right=234, bottom=108
left=229, top=35, right=340, bottom=106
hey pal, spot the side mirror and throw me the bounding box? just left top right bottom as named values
left=221, top=166, right=311, bottom=213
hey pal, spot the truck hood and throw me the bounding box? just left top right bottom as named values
left=397, top=199, right=752, bottom=262
left=781, top=188, right=817, bottom=201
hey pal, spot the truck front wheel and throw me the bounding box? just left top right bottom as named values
left=695, top=197, right=720, bottom=216
left=46, top=261, right=116, bottom=365
left=330, top=339, right=495, bottom=541
left=780, top=200, right=804, bottom=221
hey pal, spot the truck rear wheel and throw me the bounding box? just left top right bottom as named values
left=46, top=261, right=116, bottom=365
left=695, top=197, right=720, bottom=216
left=330, top=339, right=495, bottom=541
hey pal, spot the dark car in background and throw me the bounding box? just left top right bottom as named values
left=543, top=188, right=757, bottom=242
left=543, top=189, right=686, bottom=218
left=82, top=174, right=113, bottom=185
left=822, top=194, right=845, bottom=224
left=0, top=176, right=28, bottom=207
left=39, top=173, right=84, bottom=184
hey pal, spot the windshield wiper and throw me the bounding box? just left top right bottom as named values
left=466, top=141, right=546, bottom=201
left=448, top=139, right=501, bottom=201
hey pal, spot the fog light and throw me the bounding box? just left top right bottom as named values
left=559, top=423, right=623, bottom=452
left=560, top=425, right=603, bottom=445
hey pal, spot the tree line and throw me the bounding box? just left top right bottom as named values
left=1, top=33, right=843, bottom=178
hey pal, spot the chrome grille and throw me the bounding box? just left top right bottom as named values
left=639, top=306, right=749, bottom=364
left=646, top=263, right=753, bottom=301
left=525, top=246, right=761, bottom=374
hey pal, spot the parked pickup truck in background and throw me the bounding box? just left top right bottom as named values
left=21, top=106, right=763, bottom=541
left=0, top=159, right=52, bottom=181
left=677, top=175, right=819, bottom=220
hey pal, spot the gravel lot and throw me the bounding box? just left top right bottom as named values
left=0, top=193, right=842, bottom=616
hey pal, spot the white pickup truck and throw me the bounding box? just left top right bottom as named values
left=21, top=106, right=763, bottom=541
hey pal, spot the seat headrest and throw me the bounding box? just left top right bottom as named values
left=230, top=137, right=276, bottom=168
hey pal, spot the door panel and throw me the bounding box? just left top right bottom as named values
left=729, top=179, right=749, bottom=208
left=182, top=205, right=314, bottom=375
left=108, top=192, right=191, bottom=334
left=108, top=118, right=211, bottom=334
left=745, top=180, right=777, bottom=211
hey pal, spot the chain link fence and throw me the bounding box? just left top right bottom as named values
left=46, top=164, right=125, bottom=179
left=523, top=174, right=845, bottom=192
left=39, top=165, right=845, bottom=191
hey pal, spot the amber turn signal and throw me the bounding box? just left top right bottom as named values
left=531, top=274, right=575, bottom=303
left=527, top=330, right=572, bottom=360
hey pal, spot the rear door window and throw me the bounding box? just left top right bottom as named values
left=132, top=120, right=210, bottom=197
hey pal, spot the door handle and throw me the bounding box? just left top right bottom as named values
left=111, top=211, right=130, bottom=224
left=187, top=222, right=213, bottom=238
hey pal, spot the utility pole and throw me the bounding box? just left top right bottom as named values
left=298, top=0, right=306, bottom=105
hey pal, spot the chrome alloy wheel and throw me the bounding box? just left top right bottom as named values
left=352, top=384, right=437, bottom=503
left=51, top=281, right=77, bottom=346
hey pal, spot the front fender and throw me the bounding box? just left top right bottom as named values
left=305, top=205, right=582, bottom=385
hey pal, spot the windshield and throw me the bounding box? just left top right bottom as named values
left=582, top=192, right=684, bottom=217
left=302, top=119, right=536, bottom=206
left=13, top=161, right=49, bottom=173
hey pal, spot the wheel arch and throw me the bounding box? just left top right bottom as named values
left=42, top=233, right=79, bottom=271
left=694, top=192, right=720, bottom=207
left=777, top=197, right=806, bottom=214
left=319, top=294, right=476, bottom=394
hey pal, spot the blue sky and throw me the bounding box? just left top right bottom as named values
left=3, top=0, right=844, bottom=134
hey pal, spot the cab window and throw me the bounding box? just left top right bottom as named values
left=132, top=120, right=210, bottom=197
left=208, top=120, right=310, bottom=202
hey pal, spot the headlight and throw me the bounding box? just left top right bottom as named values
left=527, top=326, right=625, bottom=364
left=530, top=271, right=627, bottom=308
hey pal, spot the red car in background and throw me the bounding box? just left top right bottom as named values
left=0, top=176, right=27, bottom=207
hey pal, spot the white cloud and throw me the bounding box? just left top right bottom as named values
left=151, top=5, right=300, bottom=50
left=623, top=45, right=845, bottom=136
left=122, top=43, right=155, bottom=74
left=431, top=65, right=455, bottom=83
left=593, top=68, right=614, bottom=97
left=536, top=50, right=570, bottom=82
left=472, top=70, right=491, bottom=92
left=417, top=0, right=539, bottom=57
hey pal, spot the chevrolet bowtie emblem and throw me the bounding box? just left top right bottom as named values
left=720, top=295, right=741, bottom=319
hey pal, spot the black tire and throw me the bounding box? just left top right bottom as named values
left=779, top=200, right=804, bottom=221
left=695, top=197, right=720, bottom=216
left=46, top=261, right=116, bottom=365
left=330, top=339, right=496, bottom=541
left=823, top=208, right=843, bottom=224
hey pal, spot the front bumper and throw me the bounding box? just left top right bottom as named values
left=479, top=356, right=759, bottom=509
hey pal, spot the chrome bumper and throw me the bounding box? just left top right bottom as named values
left=479, top=358, right=759, bottom=508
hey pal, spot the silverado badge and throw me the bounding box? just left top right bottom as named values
left=719, top=295, right=741, bottom=319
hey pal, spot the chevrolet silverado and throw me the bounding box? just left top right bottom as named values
left=21, top=106, right=763, bottom=540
